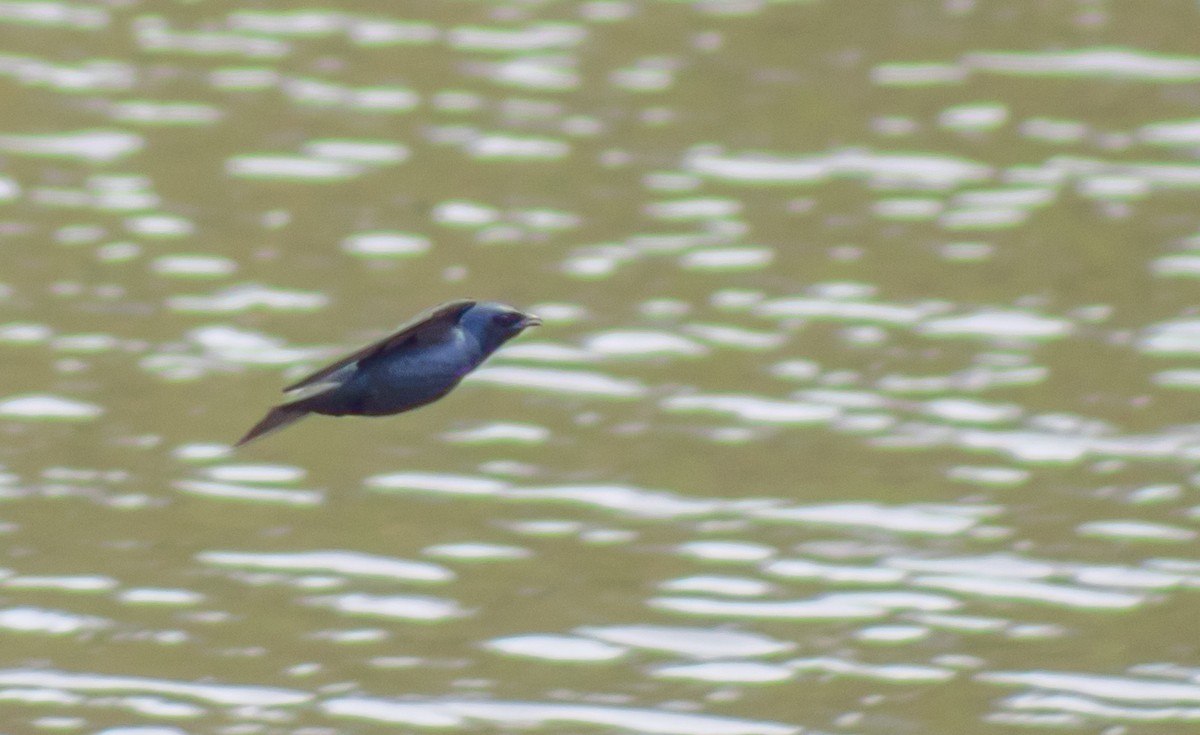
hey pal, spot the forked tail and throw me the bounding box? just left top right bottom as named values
left=235, top=405, right=309, bottom=447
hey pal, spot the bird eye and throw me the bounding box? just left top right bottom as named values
left=493, top=311, right=523, bottom=328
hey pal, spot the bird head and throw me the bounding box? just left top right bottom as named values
left=459, top=301, right=542, bottom=353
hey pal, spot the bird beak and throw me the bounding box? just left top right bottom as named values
left=519, top=313, right=543, bottom=328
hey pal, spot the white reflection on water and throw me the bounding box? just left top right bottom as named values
left=477, top=55, right=580, bottom=91
left=443, top=422, right=549, bottom=445
left=9, top=4, right=1200, bottom=734
left=485, top=633, right=627, bottom=662
left=686, top=147, right=992, bottom=188
left=683, top=323, right=786, bottom=350
left=5, top=575, right=115, bottom=591
left=205, top=463, right=304, bottom=484
left=0, top=2, right=108, bottom=28
left=0, top=670, right=310, bottom=706
left=0, top=176, right=18, bottom=202
left=117, top=588, right=204, bottom=606
left=999, top=692, right=1200, bottom=725
left=756, top=294, right=946, bottom=324
left=912, top=575, right=1145, bottom=610
left=1077, top=520, right=1196, bottom=542
left=789, top=657, right=954, bottom=683
left=126, top=213, right=192, bottom=236
left=753, top=503, right=988, bottom=536
left=368, top=474, right=726, bottom=519
left=1138, top=317, right=1200, bottom=354
left=982, top=669, right=1200, bottom=707
left=173, top=480, right=323, bottom=506
left=133, top=17, right=290, bottom=58
left=0, top=55, right=133, bottom=93
left=1152, top=253, right=1200, bottom=277
left=677, top=541, right=776, bottom=562
left=199, top=550, right=454, bottom=582
left=0, top=129, right=141, bottom=162
left=303, top=139, right=408, bottom=163
left=0, top=394, right=102, bottom=420
left=939, top=102, right=1008, bottom=132
left=964, top=49, right=1200, bottom=81
left=151, top=254, right=237, bottom=277
left=94, top=726, right=193, bottom=735
left=167, top=283, right=328, bottom=314
left=0, top=323, right=52, bottom=343
left=448, top=23, right=585, bottom=53
left=507, top=484, right=722, bottom=518
left=681, top=247, right=775, bottom=271
left=110, top=100, right=222, bottom=126
left=660, top=575, right=773, bottom=597
left=577, top=625, right=793, bottom=659
left=650, top=592, right=951, bottom=620
left=584, top=330, right=708, bottom=358
left=181, top=325, right=325, bottom=367
left=225, top=155, right=363, bottom=180
left=423, top=542, right=531, bottom=560
left=367, top=472, right=509, bottom=495
left=0, top=607, right=107, bottom=634
left=919, top=310, right=1073, bottom=340
left=468, top=133, right=570, bottom=160
left=654, top=661, right=794, bottom=683
left=765, top=558, right=906, bottom=585
left=664, top=394, right=839, bottom=424
left=467, top=365, right=647, bottom=397
left=323, top=697, right=799, bottom=735
left=307, top=593, right=468, bottom=621
left=341, top=230, right=429, bottom=258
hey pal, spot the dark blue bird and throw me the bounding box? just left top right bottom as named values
left=235, top=299, right=541, bottom=447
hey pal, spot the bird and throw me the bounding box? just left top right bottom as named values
left=235, top=299, right=541, bottom=447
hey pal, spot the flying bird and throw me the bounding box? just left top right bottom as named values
left=235, top=299, right=541, bottom=447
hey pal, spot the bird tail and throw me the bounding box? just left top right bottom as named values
left=235, top=405, right=309, bottom=448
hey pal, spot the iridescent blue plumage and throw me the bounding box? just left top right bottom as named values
left=235, top=300, right=540, bottom=447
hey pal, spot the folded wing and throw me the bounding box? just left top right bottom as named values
left=283, top=299, right=476, bottom=394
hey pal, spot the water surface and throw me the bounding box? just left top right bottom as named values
left=1, top=1, right=1199, bottom=733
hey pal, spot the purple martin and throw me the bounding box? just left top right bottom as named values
left=235, top=299, right=541, bottom=447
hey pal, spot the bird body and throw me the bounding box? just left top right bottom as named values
left=235, top=300, right=540, bottom=446
left=300, top=326, right=475, bottom=416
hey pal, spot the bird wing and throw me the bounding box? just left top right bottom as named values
left=282, top=299, right=477, bottom=394
left=279, top=378, right=347, bottom=405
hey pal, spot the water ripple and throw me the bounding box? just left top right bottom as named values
left=753, top=503, right=987, bottom=536
left=0, top=607, right=106, bottom=635
left=0, top=394, right=102, bottom=420
left=913, top=575, right=1146, bottom=610
left=686, top=147, right=992, bottom=189
left=485, top=634, right=627, bottom=662
left=0, top=129, right=141, bottom=162
left=307, top=593, right=468, bottom=621
left=965, top=49, right=1200, bottom=81
left=577, top=625, right=793, bottom=659
left=199, top=550, right=454, bottom=582
left=664, top=394, right=840, bottom=425
left=0, top=670, right=310, bottom=707
left=323, top=697, right=799, bottom=735
left=468, top=365, right=646, bottom=397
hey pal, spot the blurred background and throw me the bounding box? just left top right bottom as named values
left=1, top=0, right=1199, bottom=733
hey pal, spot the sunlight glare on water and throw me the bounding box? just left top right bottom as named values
left=1, top=1, right=1199, bottom=734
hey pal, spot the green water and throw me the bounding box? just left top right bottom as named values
left=0, top=1, right=1198, bottom=733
